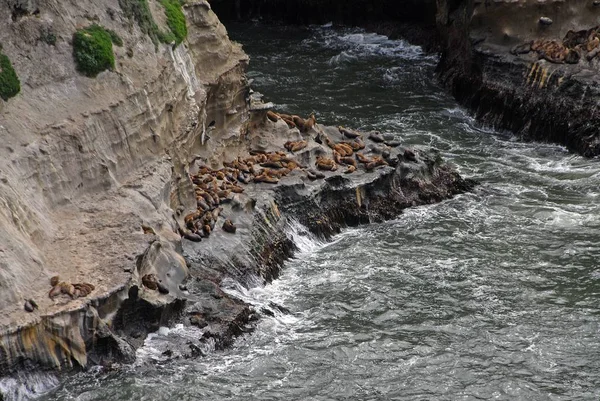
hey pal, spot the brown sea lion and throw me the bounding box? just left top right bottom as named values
left=355, top=153, right=372, bottom=164
left=340, top=156, right=357, bottom=167
left=308, top=169, right=325, bottom=179
left=342, top=139, right=365, bottom=151
left=368, top=131, right=385, bottom=143
left=344, top=165, right=357, bottom=174
left=338, top=126, right=362, bottom=139
left=222, top=219, right=237, bottom=234
left=587, top=36, right=600, bottom=52
left=404, top=148, right=418, bottom=162
left=267, top=111, right=280, bottom=122
left=365, top=157, right=388, bottom=171
left=142, top=274, right=159, bottom=290
left=303, top=113, right=317, bottom=132
left=254, top=173, right=279, bottom=184
left=316, top=156, right=337, bottom=171
left=60, top=282, right=76, bottom=298
left=305, top=169, right=318, bottom=180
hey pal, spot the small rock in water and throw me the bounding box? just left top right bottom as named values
left=539, top=17, right=553, bottom=26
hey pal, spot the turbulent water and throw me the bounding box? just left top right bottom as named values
left=14, top=23, right=600, bottom=401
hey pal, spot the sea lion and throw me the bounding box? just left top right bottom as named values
left=266, top=111, right=280, bottom=122
left=355, top=153, right=372, bottom=164
left=197, top=198, right=210, bottom=211
left=74, top=283, right=95, bottom=296
left=59, top=282, right=76, bottom=298
left=587, top=36, right=600, bottom=52
left=142, top=274, right=159, bottom=290
left=316, top=156, right=337, bottom=171
left=254, top=173, right=279, bottom=184
left=222, top=219, right=237, bottom=234
left=404, top=148, right=418, bottom=162
left=344, top=165, right=356, bottom=174
left=309, top=169, right=325, bottom=179
left=49, top=285, right=62, bottom=299
left=305, top=169, right=317, bottom=180
left=511, top=41, right=533, bottom=55
left=333, top=143, right=353, bottom=157
left=50, top=276, right=60, bottom=287
left=384, top=140, right=401, bottom=148
left=237, top=173, right=250, bottom=185
left=565, top=49, right=580, bottom=64
left=368, top=131, right=385, bottom=143
left=303, top=113, right=317, bottom=132
left=365, top=157, right=388, bottom=171
left=261, top=161, right=285, bottom=169
left=338, top=126, right=362, bottom=139
left=342, top=139, right=365, bottom=151
left=182, top=229, right=203, bottom=242
left=340, top=156, right=357, bottom=167
left=284, top=140, right=308, bottom=153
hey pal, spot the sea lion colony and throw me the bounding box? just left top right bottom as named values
left=511, top=26, right=600, bottom=63
left=179, top=112, right=417, bottom=244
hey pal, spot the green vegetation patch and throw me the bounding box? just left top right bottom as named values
left=0, top=51, right=21, bottom=101
left=119, top=0, right=162, bottom=47
left=160, top=0, right=187, bottom=45
left=73, top=24, right=116, bottom=77
left=119, top=0, right=187, bottom=48
left=106, top=29, right=124, bottom=47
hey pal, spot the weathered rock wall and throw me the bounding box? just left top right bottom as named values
left=0, top=0, right=249, bottom=373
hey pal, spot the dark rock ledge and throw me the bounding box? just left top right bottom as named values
left=0, top=112, right=475, bottom=380
left=436, top=0, right=600, bottom=157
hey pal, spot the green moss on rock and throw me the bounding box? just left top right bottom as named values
left=160, top=0, right=187, bottom=45
left=119, top=0, right=162, bottom=47
left=73, top=24, right=115, bottom=77
left=0, top=51, right=21, bottom=101
left=119, top=0, right=187, bottom=48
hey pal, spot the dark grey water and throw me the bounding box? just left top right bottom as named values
left=17, top=23, right=600, bottom=401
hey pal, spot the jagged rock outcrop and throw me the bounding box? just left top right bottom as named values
left=436, top=0, right=600, bottom=156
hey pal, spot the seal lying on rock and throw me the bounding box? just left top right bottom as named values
left=222, top=219, right=237, bottom=234
left=338, top=126, right=362, bottom=139
left=316, top=156, right=338, bottom=171
left=284, top=140, right=308, bottom=153
left=48, top=277, right=95, bottom=300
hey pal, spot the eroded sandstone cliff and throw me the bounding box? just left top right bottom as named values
left=0, top=0, right=249, bottom=372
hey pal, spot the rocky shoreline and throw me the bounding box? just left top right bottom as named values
left=0, top=104, right=474, bottom=379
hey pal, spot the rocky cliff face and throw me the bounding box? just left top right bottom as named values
left=436, top=0, right=600, bottom=156
left=0, top=0, right=248, bottom=372
left=0, top=0, right=474, bottom=380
